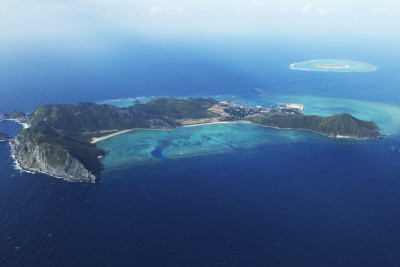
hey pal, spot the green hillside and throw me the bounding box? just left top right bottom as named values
left=132, top=97, right=219, bottom=119
left=17, top=97, right=219, bottom=176
left=248, top=113, right=381, bottom=138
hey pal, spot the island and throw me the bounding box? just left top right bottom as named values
left=312, top=63, right=349, bottom=69
left=0, top=110, right=30, bottom=128
left=0, top=97, right=381, bottom=182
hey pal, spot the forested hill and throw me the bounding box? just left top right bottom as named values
left=248, top=113, right=381, bottom=139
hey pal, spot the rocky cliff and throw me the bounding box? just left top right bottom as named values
left=10, top=135, right=98, bottom=182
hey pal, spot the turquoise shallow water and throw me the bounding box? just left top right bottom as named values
left=1, top=37, right=400, bottom=265
left=290, top=59, right=377, bottom=72
left=97, top=93, right=400, bottom=172
left=98, top=123, right=330, bottom=173
left=97, top=96, right=157, bottom=108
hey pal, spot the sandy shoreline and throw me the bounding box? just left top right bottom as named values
left=313, top=63, right=349, bottom=69
left=181, top=121, right=248, bottom=127
left=90, top=122, right=249, bottom=143
left=91, top=129, right=134, bottom=143
left=91, top=120, right=363, bottom=143
left=248, top=122, right=362, bottom=139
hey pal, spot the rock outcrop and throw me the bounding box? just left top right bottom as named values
left=10, top=135, right=98, bottom=182
left=0, top=110, right=30, bottom=124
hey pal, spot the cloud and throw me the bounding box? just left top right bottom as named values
left=316, top=7, right=329, bottom=15
left=250, top=1, right=265, bottom=9
left=301, top=3, right=313, bottom=15
left=365, top=8, right=399, bottom=16
left=148, top=6, right=163, bottom=17
left=165, top=6, right=183, bottom=15
left=301, top=3, right=332, bottom=15
left=0, top=0, right=398, bottom=41
left=236, top=1, right=269, bottom=15
left=147, top=6, right=183, bottom=17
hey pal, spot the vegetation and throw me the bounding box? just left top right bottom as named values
left=27, top=98, right=218, bottom=133
left=248, top=113, right=381, bottom=138
left=16, top=97, right=219, bottom=176
left=29, top=102, right=159, bottom=133
left=132, top=97, right=219, bottom=119
left=9, top=110, right=26, bottom=119
left=19, top=121, right=106, bottom=175
left=0, top=109, right=28, bottom=121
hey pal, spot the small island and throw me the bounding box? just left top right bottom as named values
left=313, top=63, right=349, bottom=69
left=1, top=97, right=381, bottom=182
left=290, top=59, right=377, bottom=72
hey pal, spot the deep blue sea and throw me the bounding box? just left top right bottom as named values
left=1, top=36, right=400, bottom=266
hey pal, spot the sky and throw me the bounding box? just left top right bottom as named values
left=0, top=0, right=399, bottom=42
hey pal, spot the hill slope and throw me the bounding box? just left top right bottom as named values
left=9, top=98, right=219, bottom=182
left=248, top=113, right=381, bottom=139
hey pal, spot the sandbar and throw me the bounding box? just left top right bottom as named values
left=313, top=63, right=349, bottom=69
left=90, top=122, right=250, bottom=143
left=91, top=130, right=133, bottom=143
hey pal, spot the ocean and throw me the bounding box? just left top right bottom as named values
left=1, top=36, right=400, bottom=266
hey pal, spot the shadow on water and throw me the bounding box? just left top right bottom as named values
left=314, top=106, right=357, bottom=114
left=223, top=143, right=243, bottom=152
left=151, top=146, right=167, bottom=159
